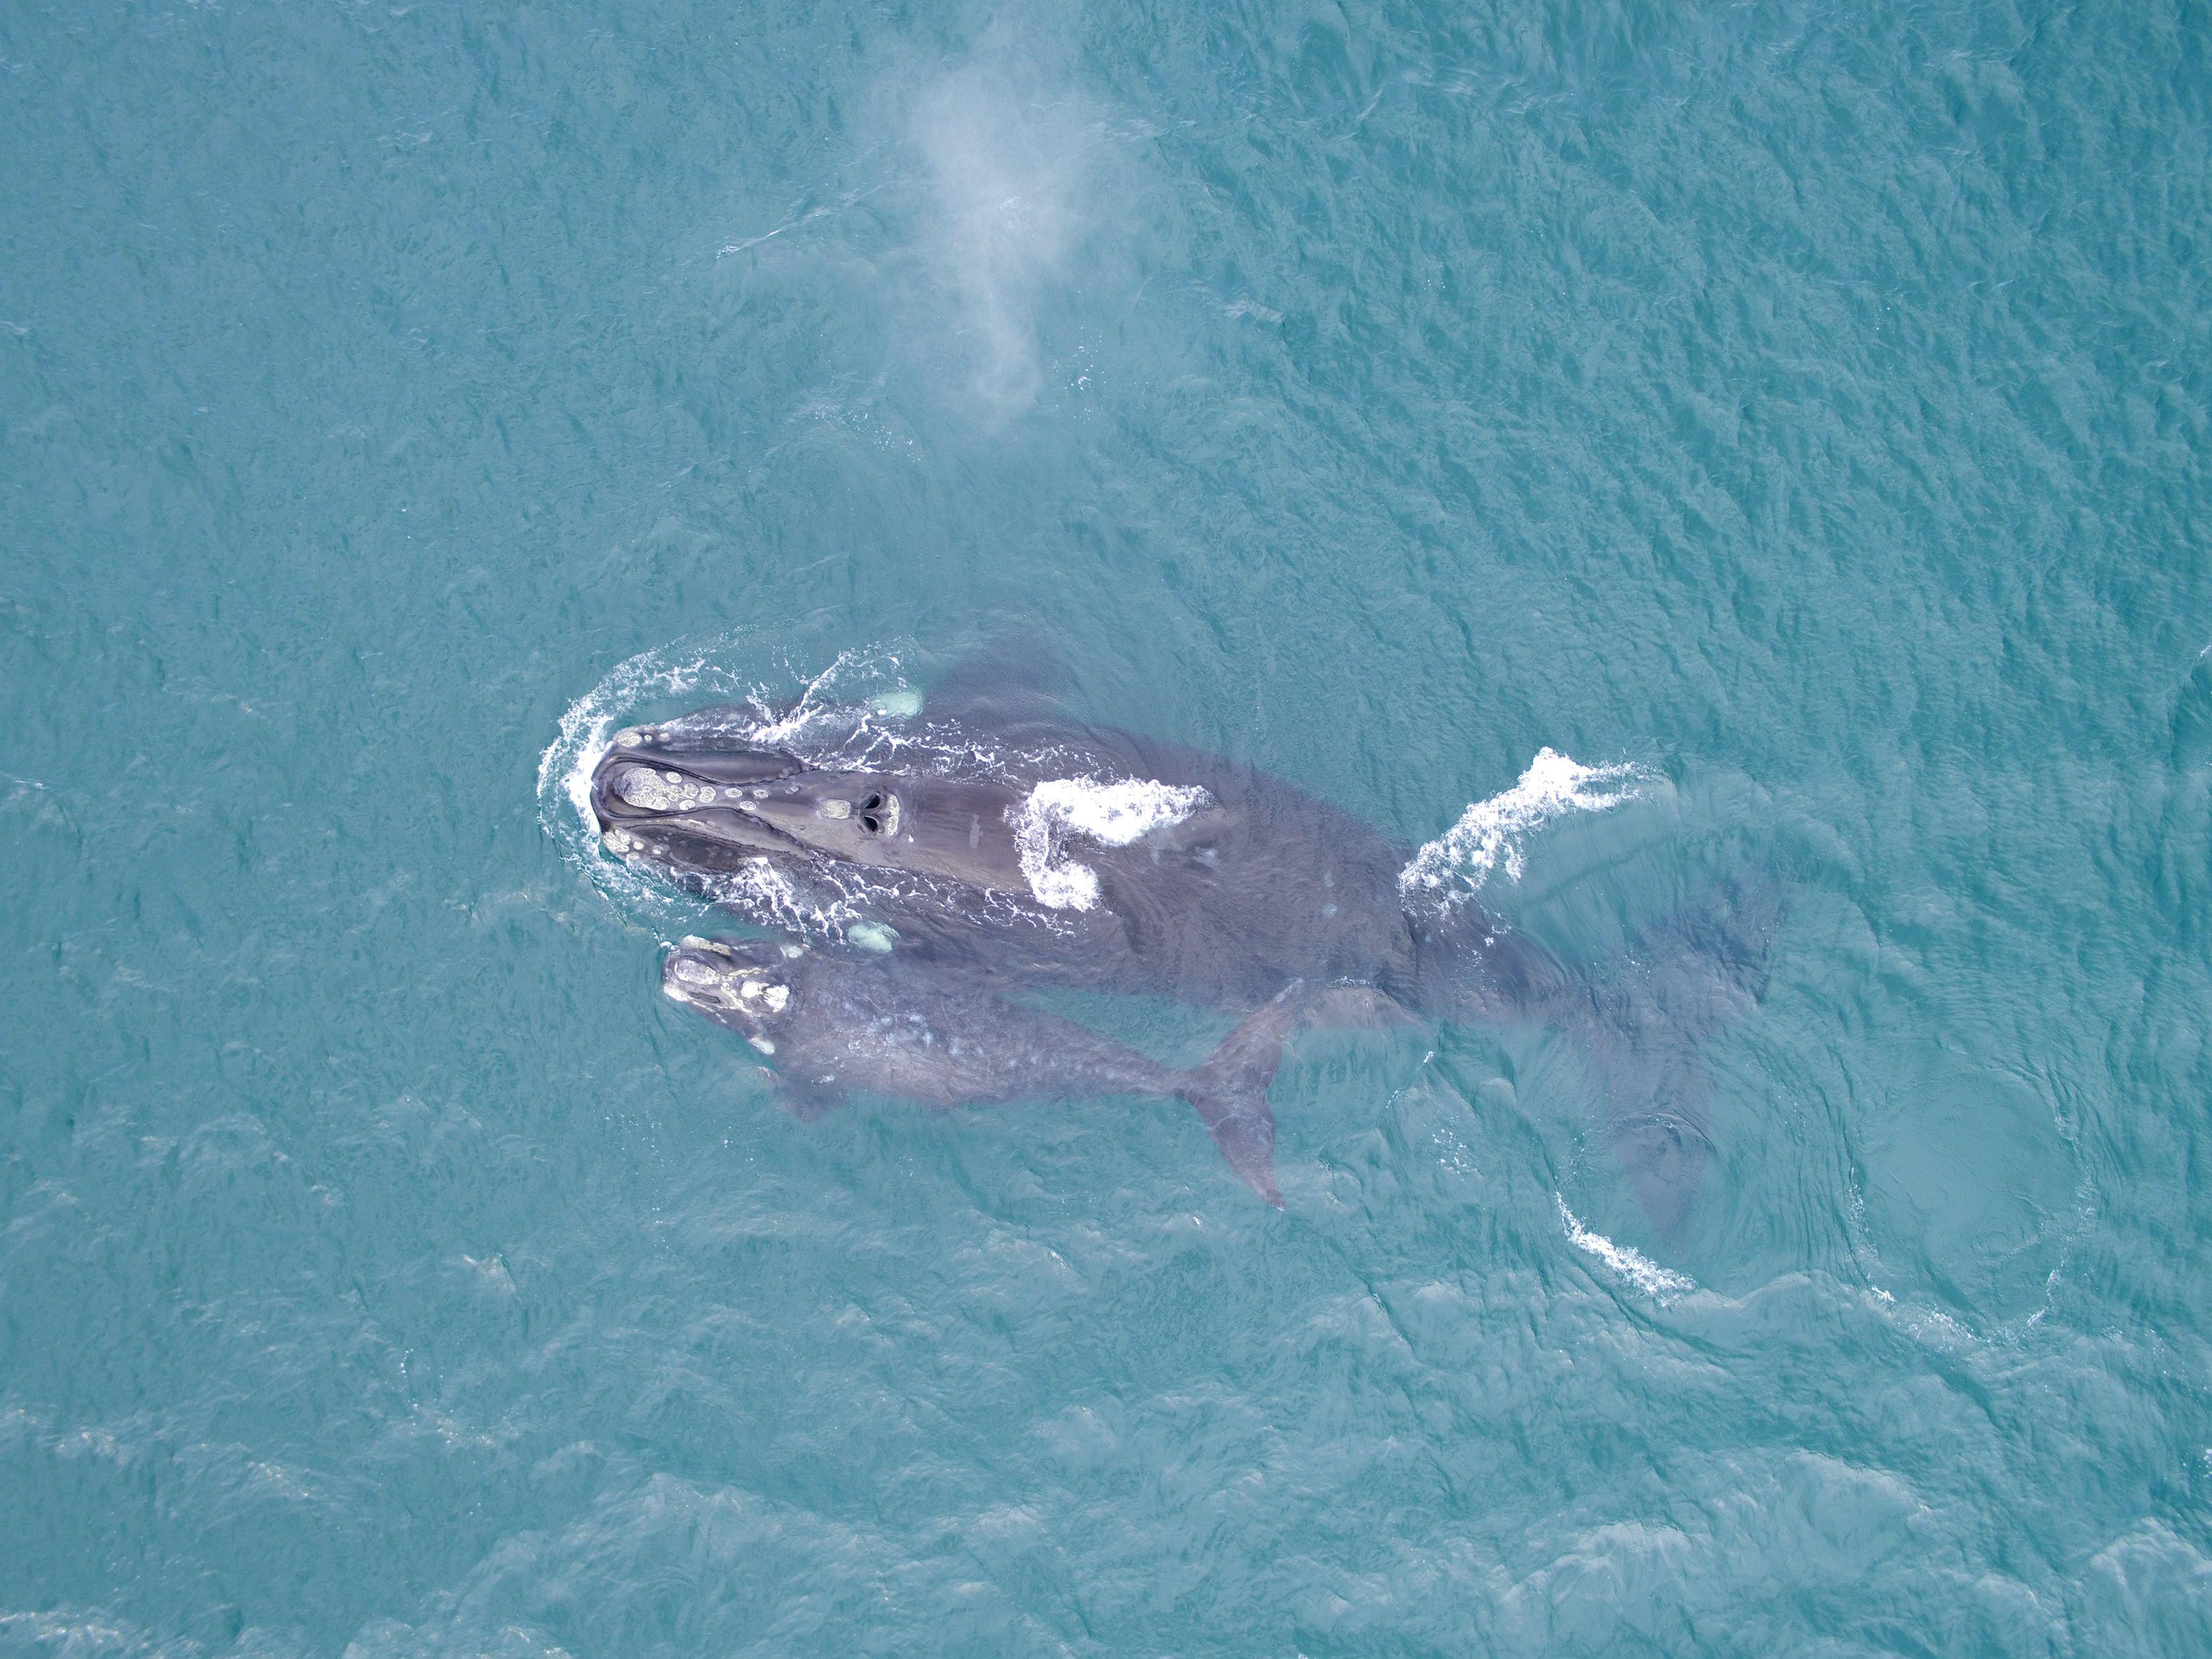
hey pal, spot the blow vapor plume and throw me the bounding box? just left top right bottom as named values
left=909, top=63, right=1096, bottom=420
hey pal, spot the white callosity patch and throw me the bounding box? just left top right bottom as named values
left=1555, top=1195, right=1696, bottom=1302
left=847, top=921, right=899, bottom=953
left=737, top=980, right=791, bottom=1013
left=1008, top=778, right=1211, bottom=910
left=614, top=767, right=719, bottom=813
left=1400, top=748, right=1643, bottom=901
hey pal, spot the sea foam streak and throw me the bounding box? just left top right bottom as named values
left=1010, top=778, right=1210, bottom=910
left=1401, top=748, right=1643, bottom=901
left=1556, top=1196, right=1696, bottom=1301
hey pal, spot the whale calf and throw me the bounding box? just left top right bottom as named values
left=661, top=937, right=1302, bottom=1204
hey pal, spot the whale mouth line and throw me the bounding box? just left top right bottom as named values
left=590, top=734, right=822, bottom=858
left=599, top=800, right=811, bottom=855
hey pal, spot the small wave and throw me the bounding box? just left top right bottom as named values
left=1010, top=778, right=1210, bottom=910
left=1400, top=748, right=1643, bottom=903
left=1556, top=1195, right=1696, bottom=1301
left=1862, top=1285, right=1979, bottom=1351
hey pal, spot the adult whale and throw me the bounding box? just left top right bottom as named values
left=588, top=653, right=1777, bottom=1230
left=591, top=674, right=1576, bottom=1024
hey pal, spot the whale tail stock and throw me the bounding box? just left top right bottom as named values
left=1178, top=982, right=1305, bottom=1207
left=1578, top=870, right=1786, bottom=1241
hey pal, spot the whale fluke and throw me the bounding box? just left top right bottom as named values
left=1178, top=983, right=1303, bottom=1207
left=1581, top=871, right=1786, bottom=1240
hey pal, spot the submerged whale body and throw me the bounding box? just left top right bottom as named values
left=661, top=937, right=1298, bottom=1204
left=591, top=653, right=1779, bottom=1226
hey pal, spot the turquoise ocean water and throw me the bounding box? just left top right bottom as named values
left=5, top=1, right=2211, bottom=1652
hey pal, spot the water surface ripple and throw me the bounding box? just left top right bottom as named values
left=2, top=0, right=2208, bottom=1653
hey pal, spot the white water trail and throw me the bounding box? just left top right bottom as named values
left=1556, top=1196, right=1696, bottom=1302
left=1401, top=748, right=1645, bottom=903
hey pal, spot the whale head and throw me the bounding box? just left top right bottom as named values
left=660, top=936, right=805, bottom=1053
left=591, top=728, right=1029, bottom=893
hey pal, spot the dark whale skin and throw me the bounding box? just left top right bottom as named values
left=593, top=707, right=1579, bottom=1025
left=662, top=938, right=1301, bottom=1205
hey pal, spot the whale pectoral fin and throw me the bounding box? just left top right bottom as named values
left=1301, top=985, right=1428, bottom=1032
left=1178, top=983, right=1304, bottom=1207
left=1190, top=1094, right=1282, bottom=1207
left=926, top=635, right=1074, bottom=723
left=1630, top=870, right=1787, bottom=1035
left=1584, top=1033, right=1712, bottom=1245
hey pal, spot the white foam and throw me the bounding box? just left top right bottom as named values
left=1008, top=778, right=1210, bottom=911
left=1862, top=1285, right=1979, bottom=1351
left=712, top=856, right=842, bottom=933
left=1402, top=748, right=1643, bottom=901
left=1556, top=1195, right=1695, bottom=1301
